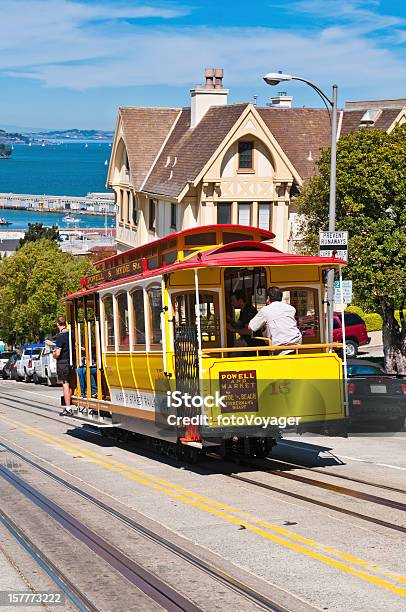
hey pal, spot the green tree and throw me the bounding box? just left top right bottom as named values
left=297, top=125, right=406, bottom=374
left=0, top=239, right=94, bottom=344
left=18, top=223, right=59, bottom=248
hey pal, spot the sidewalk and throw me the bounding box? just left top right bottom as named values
left=359, top=330, right=383, bottom=358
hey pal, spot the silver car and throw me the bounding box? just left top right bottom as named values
left=16, top=346, right=44, bottom=382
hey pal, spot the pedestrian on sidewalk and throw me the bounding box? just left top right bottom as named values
left=50, top=316, right=74, bottom=416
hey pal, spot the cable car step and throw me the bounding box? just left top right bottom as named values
left=68, top=413, right=115, bottom=427
left=180, top=440, right=220, bottom=448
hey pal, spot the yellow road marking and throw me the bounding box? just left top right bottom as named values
left=0, top=414, right=405, bottom=597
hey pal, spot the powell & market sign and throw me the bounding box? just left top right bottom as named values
left=86, top=259, right=143, bottom=287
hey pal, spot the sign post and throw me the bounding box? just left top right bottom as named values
left=334, top=280, right=352, bottom=306
left=319, top=231, right=348, bottom=261
left=319, top=231, right=348, bottom=344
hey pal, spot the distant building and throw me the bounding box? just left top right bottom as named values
left=0, top=238, right=20, bottom=258
left=341, top=98, right=406, bottom=134
left=107, top=72, right=406, bottom=253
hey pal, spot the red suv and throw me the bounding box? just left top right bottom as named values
left=333, top=312, right=370, bottom=357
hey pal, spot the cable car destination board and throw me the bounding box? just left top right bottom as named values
left=85, top=259, right=143, bottom=288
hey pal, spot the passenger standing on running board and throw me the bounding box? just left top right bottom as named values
left=248, top=286, right=302, bottom=355
left=50, top=316, right=73, bottom=416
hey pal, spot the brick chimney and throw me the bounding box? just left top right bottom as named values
left=190, top=68, right=229, bottom=128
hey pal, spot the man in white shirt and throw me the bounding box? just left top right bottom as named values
left=248, top=286, right=302, bottom=352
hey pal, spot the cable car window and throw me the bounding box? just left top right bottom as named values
left=117, top=292, right=130, bottom=349
left=224, top=268, right=267, bottom=347
left=282, top=288, right=319, bottom=341
left=147, top=256, right=159, bottom=270
left=103, top=295, right=115, bottom=351
left=172, top=292, right=220, bottom=347
left=184, top=232, right=216, bottom=246
left=223, top=232, right=251, bottom=243
left=148, top=286, right=162, bottom=347
left=163, top=251, right=177, bottom=265
left=131, top=289, right=146, bottom=347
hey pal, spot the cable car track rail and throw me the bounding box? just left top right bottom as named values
left=225, top=473, right=406, bottom=534
left=1, top=391, right=406, bottom=533
left=0, top=505, right=97, bottom=612
left=0, top=461, right=207, bottom=612
left=1, top=388, right=405, bottom=494
left=0, top=441, right=296, bottom=612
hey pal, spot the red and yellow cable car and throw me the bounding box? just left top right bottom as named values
left=65, top=225, right=347, bottom=458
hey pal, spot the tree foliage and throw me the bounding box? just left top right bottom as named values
left=0, top=239, right=94, bottom=344
left=297, top=125, right=406, bottom=373
left=19, top=223, right=59, bottom=248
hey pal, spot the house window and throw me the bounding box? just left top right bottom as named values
left=132, top=202, right=139, bottom=225
left=217, top=203, right=232, bottom=224
left=238, top=141, right=254, bottom=170
left=148, top=199, right=156, bottom=231
left=237, top=202, right=251, bottom=226
left=123, top=191, right=130, bottom=224
left=258, top=203, right=272, bottom=230
left=126, top=191, right=132, bottom=224
left=119, top=189, right=124, bottom=223
left=170, top=203, right=177, bottom=229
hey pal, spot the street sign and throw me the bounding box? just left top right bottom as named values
left=334, top=280, right=352, bottom=305
left=319, top=231, right=348, bottom=261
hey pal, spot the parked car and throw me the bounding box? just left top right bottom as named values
left=346, top=359, right=406, bottom=431
left=16, top=344, right=45, bottom=382
left=2, top=353, right=20, bottom=380
left=0, top=351, right=18, bottom=378
left=33, top=345, right=58, bottom=386
left=333, top=312, right=370, bottom=358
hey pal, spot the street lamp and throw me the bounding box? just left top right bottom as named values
left=263, top=72, right=338, bottom=344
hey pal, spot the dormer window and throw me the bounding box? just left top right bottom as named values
left=238, top=141, right=254, bottom=171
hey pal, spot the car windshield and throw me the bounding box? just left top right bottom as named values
left=347, top=364, right=385, bottom=376
left=32, top=348, right=43, bottom=357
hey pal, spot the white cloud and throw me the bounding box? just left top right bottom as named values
left=1, top=0, right=406, bottom=99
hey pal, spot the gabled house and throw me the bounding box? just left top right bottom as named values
left=107, top=69, right=331, bottom=252
left=107, top=71, right=406, bottom=253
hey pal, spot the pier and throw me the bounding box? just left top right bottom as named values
left=0, top=191, right=116, bottom=215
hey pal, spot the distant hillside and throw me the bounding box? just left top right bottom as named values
left=0, top=129, right=29, bottom=144
left=32, top=129, right=114, bottom=141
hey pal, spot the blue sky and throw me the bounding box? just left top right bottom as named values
left=1, top=0, right=405, bottom=130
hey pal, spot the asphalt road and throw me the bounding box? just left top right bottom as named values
left=0, top=379, right=405, bottom=611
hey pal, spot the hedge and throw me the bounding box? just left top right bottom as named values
left=345, top=305, right=365, bottom=318
left=363, top=313, right=383, bottom=332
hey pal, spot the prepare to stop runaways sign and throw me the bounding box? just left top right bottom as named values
left=319, top=231, right=348, bottom=262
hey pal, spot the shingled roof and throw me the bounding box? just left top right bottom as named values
left=119, top=107, right=180, bottom=191
left=116, top=100, right=403, bottom=200
left=142, top=104, right=249, bottom=198
left=257, top=108, right=331, bottom=182
left=340, top=108, right=400, bottom=136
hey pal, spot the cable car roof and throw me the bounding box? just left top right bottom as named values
left=67, top=238, right=346, bottom=300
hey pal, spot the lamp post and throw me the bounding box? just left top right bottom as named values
left=263, top=72, right=338, bottom=343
